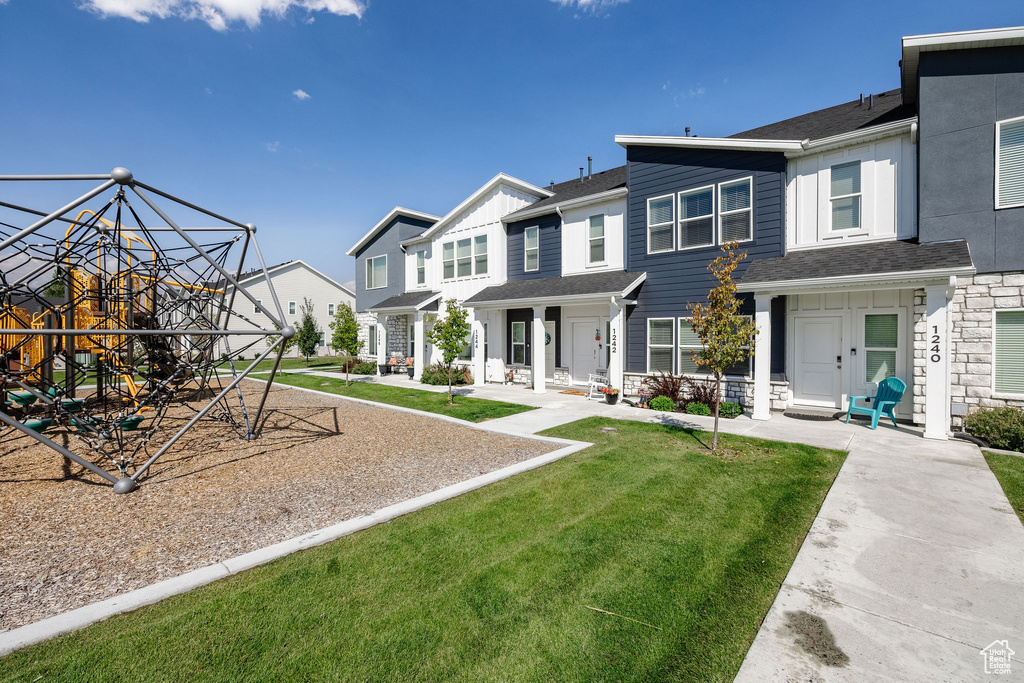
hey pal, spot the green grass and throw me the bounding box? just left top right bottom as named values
left=224, top=356, right=343, bottom=374
left=268, top=372, right=534, bottom=423
left=985, top=451, right=1024, bottom=524
left=0, top=419, right=845, bottom=682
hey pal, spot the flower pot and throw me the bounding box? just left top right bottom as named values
left=378, top=364, right=388, bottom=376
left=407, top=367, right=415, bottom=379
left=605, top=393, right=620, bottom=405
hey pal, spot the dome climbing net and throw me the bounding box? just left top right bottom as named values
left=0, top=168, right=290, bottom=493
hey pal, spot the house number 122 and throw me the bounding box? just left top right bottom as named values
left=930, top=325, right=941, bottom=363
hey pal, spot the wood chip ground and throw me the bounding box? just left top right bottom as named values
left=0, top=383, right=556, bottom=632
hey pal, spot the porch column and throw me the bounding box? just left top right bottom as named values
left=471, top=309, right=485, bottom=386
left=752, top=293, right=773, bottom=421
left=532, top=306, right=546, bottom=394
left=413, top=311, right=426, bottom=380
left=924, top=280, right=953, bottom=440
left=609, top=298, right=624, bottom=390
left=375, top=314, right=386, bottom=375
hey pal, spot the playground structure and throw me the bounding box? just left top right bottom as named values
left=0, top=168, right=292, bottom=493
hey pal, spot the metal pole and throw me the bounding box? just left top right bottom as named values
left=0, top=328, right=284, bottom=336
left=0, top=174, right=112, bottom=181
left=128, top=336, right=283, bottom=482
left=250, top=341, right=286, bottom=435
left=248, top=234, right=288, bottom=326
left=0, top=411, right=119, bottom=484
left=131, top=181, right=250, bottom=230
left=0, top=179, right=117, bottom=252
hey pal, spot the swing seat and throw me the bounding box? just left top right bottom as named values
left=845, top=377, right=906, bottom=430
left=9, top=391, right=38, bottom=407
left=120, top=415, right=145, bottom=431
left=22, top=418, right=53, bottom=433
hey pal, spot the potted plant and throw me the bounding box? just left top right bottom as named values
left=600, top=386, right=620, bottom=405
left=406, top=357, right=415, bottom=378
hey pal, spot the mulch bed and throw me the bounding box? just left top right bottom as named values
left=0, top=382, right=556, bottom=633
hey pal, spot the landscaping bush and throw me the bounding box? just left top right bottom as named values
left=719, top=402, right=743, bottom=419
left=648, top=395, right=676, bottom=412
left=684, top=377, right=719, bottom=409
left=420, top=361, right=472, bottom=386
left=351, top=361, right=377, bottom=375
left=686, top=402, right=711, bottom=416
left=965, top=406, right=1024, bottom=452
left=643, top=371, right=686, bottom=403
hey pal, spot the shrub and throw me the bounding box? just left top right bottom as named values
left=684, top=377, right=719, bottom=409
left=420, top=361, right=472, bottom=386
left=643, top=372, right=687, bottom=403
left=719, top=402, right=743, bottom=419
left=351, top=361, right=377, bottom=375
left=686, top=402, right=711, bottom=416
left=965, top=406, right=1024, bottom=452
left=648, top=395, right=676, bottom=412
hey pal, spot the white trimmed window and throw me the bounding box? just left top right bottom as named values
left=511, top=321, right=526, bottom=364
left=416, top=250, right=426, bottom=285
left=288, top=301, right=296, bottom=315
left=368, top=325, right=377, bottom=355
left=997, top=116, right=1024, bottom=209
left=679, top=317, right=751, bottom=376
left=442, top=242, right=455, bottom=279
left=830, top=161, right=862, bottom=231
left=647, top=318, right=674, bottom=373
left=253, top=299, right=262, bottom=314
left=328, top=303, right=335, bottom=316
left=366, top=255, right=387, bottom=290
left=474, top=235, right=488, bottom=275
left=456, top=238, right=472, bottom=278
left=647, top=195, right=674, bottom=253
left=719, top=178, right=752, bottom=243
left=995, top=310, right=1024, bottom=394
left=678, top=186, right=715, bottom=249
left=524, top=227, right=539, bottom=272
left=318, top=332, right=325, bottom=346
left=865, top=313, right=898, bottom=383
left=588, top=215, right=605, bottom=264
left=458, top=332, right=472, bottom=361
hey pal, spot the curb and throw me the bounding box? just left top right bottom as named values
left=0, top=437, right=590, bottom=657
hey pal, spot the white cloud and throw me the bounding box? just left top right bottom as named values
left=78, top=0, right=366, bottom=31
left=204, top=86, right=213, bottom=94
left=292, top=88, right=311, bottom=100
left=688, top=86, right=705, bottom=97
left=550, top=0, right=627, bottom=13
left=266, top=141, right=281, bottom=152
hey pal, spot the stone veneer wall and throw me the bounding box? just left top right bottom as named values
left=357, top=312, right=410, bottom=360
left=622, top=373, right=790, bottom=411
left=938, top=273, right=1024, bottom=428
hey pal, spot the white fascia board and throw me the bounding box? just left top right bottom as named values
left=345, top=207, right=440, bottom=257
left=787, top=118, right=918, bottom=157
left=467, top=273, right=646, bottom=310
left=736, top=266, right=976, bottom=294
left=231, top=259, right=349, bottom=293
left=615, top=135, right=802, bottom=153
left=418, top=173, right=554, bottom=242
left=369, top=292, right=442, bottom=314
left=901, top=26, right=1024, bottom=102
left=500, top=187, right=628, bottom=223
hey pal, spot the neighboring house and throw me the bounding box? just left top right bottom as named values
left=222, top=260, right=355, bottom=359
left=348, top=24, right=1024, bottom=438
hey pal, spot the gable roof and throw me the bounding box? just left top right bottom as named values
left=368, top=290, right=442, bottom=313
left=464, top=270, right=645, bottom=307
left=902, top=26, right=1024, bottom=103
left=730, top=88, right=915, bottom=141
left=229, top=259, right=353, bottom=295
left=345, top=207, right=439, bottom=257
left=412, top=173, right=553, bottom=243
left=502, top=166, right=628, bottom=222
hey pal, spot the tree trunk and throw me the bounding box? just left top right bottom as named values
left=447, top=363, right=454, bottom=405
left=713, top=372, right=722, bottom=450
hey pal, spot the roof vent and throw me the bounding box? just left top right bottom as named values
left=685, top=126, right=690, bottom=136
left=859, top=93, right=864, bottom=106
left=549, top=181, right=554, bottom=191
left=588, top=156, right=592, bottom=180
left=868, top=93, right=873, bottom=109
left=580, top=167, right=584, bottom=184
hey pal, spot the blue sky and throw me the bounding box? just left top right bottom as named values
left=1, top=0, right=1021, bottom=287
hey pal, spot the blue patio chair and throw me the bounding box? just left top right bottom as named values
left=845, top=377, right=906, bottom=430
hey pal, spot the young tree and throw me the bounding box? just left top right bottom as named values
left=329, top=303, right=363, bottom=386
left=266, top=322, right=297, bottom=356
left=42, top=267, right=66, bottom=298
left=686, top=241, right=759, bottom=450
left=294, top=297, right=322, bottom=367
left=425, top=298, right=471, bottom=405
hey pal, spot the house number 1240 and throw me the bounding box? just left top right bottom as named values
left=930, top=325, right=941, bottom=363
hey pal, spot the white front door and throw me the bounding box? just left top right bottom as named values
left=571, top=321, right=599, bottom=383
left=544, top=321, right=556, bottom=380
left=794, top=316, right=843, bottom=408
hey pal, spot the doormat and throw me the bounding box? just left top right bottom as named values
left=783, top=408, right=847, bottom=421
left=559, top=390, right=588, bottom=396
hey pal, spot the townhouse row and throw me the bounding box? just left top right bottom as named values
left=347, top=26, right=1024, bottom=440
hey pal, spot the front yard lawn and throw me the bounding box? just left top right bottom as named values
left=0, top=419, right=845, bottom=682
left=266, top=372, right=535, bottom=423
left=985, top=451, right=1024, bottom=524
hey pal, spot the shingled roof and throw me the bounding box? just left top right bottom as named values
left=369, top=290, right=441, bottom=312
left=503, top=165, right=627, bottom=221
left=464, top=270, right=644, bottom=306
left=731, top=89, right=916, bottom=141
left=738, top=239, right=974, bottom=287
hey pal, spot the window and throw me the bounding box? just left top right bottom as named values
left=474, top=235, right=488, bottom=275
left=995, top=310, right=1024, bottom=394
left=416, top=250, right=426, bottom=285
left=483, top=323, right=489, bottom=360
left=647, top=318, right=674, bottom=373
left=318, top=332, right=325, bottom=347
left=368, top=325, right=377, bottom=355
left=588, top=215, right=605, bottom=264
left=456, top=239, right=471, bottom=277
left=830, top=161, right=862, bottom=231
left=288, top=301, right=296, bottom=315
left=647, top=195, right=674, bottom=253
left=678, top=319, right=703, bottom=374
left=328, top=303, right=335, bottom=317
left=458, top=332, right=472, bottom=361
left=511, top=321, right=526, bottom=364
left=524, top=227, right=539, bottom=272
left=678, top=186, right=715, bottom=249
left=997, top=117, right=1024, bottom=209
left=366, top=255, right=387, bottom=289
left=253, top=299, right=262, bottom=314
left=719, top=178, right=752, bottom=242
left=865, top=314, right=898, bottom=383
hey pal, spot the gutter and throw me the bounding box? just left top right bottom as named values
left=737, top=265, right=976, bottom=294
left=502, top=187, right=628, bottom=223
